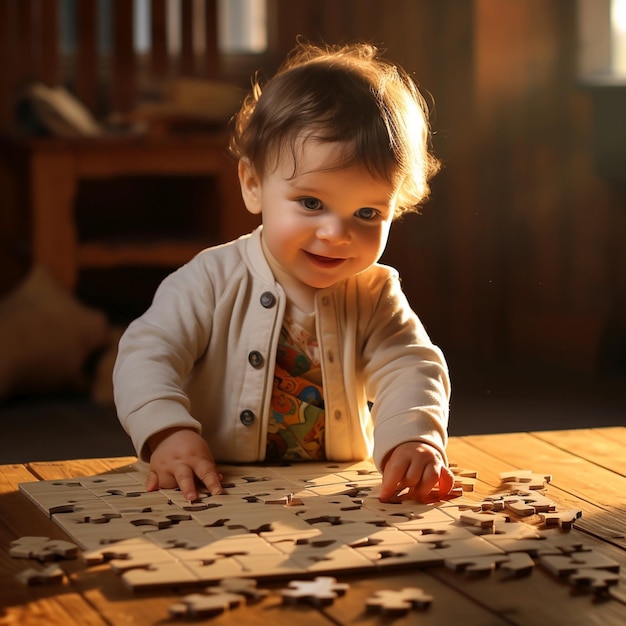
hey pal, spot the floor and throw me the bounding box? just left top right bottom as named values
left=0, top=355, right=623, bottom=464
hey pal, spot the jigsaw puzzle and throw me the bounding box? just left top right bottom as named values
left=366, top=587, right=433, bottom=615
left=15, top=460, right=622, bottom=600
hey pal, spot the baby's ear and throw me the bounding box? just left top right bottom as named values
left=238, top=158, right=263, bottom=215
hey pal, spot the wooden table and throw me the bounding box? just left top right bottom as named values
left=1, top=427, right=625, bottom=625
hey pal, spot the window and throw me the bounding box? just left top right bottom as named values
left=578, top=0, right=626, bottom=81
left=61, top=0, right=268, bottom=58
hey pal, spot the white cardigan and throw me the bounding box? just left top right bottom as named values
left=113, top=227, right=450, bottom=470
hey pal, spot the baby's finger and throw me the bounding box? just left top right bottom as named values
left=175, top=467, right=199, bottom=502
left=194, top=459, right=223, bottom=496
left=411, top=462, right=440, bottom=502
left=379, top=461, right=408, bottom=502
left=437, top=465, right=455, bottom=495
left=146, top=470, right=160, bottom=492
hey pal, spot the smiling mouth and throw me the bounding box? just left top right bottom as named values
left=304, top=251, right=347, bottom=267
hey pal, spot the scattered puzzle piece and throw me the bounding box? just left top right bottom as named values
left=10, top=536, right=79, bottom=562
left=366, top=587, right=433, bottom=616
left=569, top=568, right=620, bottom=594
left=459, top=510, right=499, bottom=530
left=539, top=550, right=620, bottom=578
left=445, top=554, right=511, bottom=576
left=215, top=577, right=269, bottom=603
left=503, top=492, right=557, bottom=517
left=539, top=509, right=583, bottom=530
left=280, top=576, right=349, bottom=606
left=169, top=590, right=245, bottom=618
left=498, top=552, right=536, bottom=578
left=16, top=564, right=65, bottom=586
left=499, top=470, right=552, bottom=490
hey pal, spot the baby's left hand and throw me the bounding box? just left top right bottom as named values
left=379, top=441, right=454, bottom=502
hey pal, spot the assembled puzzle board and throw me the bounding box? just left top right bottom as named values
left=16, top=460, right=619, bottom=593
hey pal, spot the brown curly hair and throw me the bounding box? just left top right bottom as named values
left=229, top=41, right=440, bottom=218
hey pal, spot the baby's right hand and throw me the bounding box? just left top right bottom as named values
left=146, top=427, right=223, bottom=501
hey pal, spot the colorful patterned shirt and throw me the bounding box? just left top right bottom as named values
left=265, top=304, right=326, bottom=461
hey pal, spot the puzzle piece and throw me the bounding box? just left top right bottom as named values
left=16, top=564, right=65, bottom=586
left=539, top=550, right=620, bottom=578
left=445, top=551, right=535, bottom=578
left=459, top=510, right=499, bottom=530
left=10, top=536, right=79, bottom=561
left=539, top=508, right=583, bottom=530
left=449, top=464, right=478, bottom=478
left=503, top=491, right=557, bottom=517
left=498, top=552, right=536, bottom=578
left=499, top=470, right=552, bottom=490
left=215, top=577, right=269, bottom=603
left=121, top=561, right=201, bottom=590
left=169, top=590, right=245, bottom=618
left=280, top=576, right=349, bottom=606
left=450, top=465, right=477, bottom=492
left=445, top=554, right=511, bottom=576
left=568, top=568, right=620, bottom=593
left=366, top=587, right=433, bottom=616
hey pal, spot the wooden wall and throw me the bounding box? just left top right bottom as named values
left=1, top=0, right=624, bottom=373
left=265, top=0, right=626, bottom=372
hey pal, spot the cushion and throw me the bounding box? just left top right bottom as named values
left=0, top=267, right=110, bottom=398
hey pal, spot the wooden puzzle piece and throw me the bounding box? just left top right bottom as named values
left=539, top=508, right=583, bottom=530
left=499, top=469, right=552, bottom=490
left=10, top=536, right=79, bottom=561
left=449, top=465, right=477, bottom=492
left=382, top=506, right=456, bottom=531
left=280, top=576, right=349, bottom=606
left=141, top=522, right=214, bottom=549
left=169, top=590, right=245, bottom=618
left=459, top=510, right=499, bottom=530
left=286, top=543, right=374, bottom=574
left=568, top=568, right=620, bottom=593
left=452, top=476, right=475, bottom=492
left=484, top=521, right=543, bottom=540
left=366, top=587, right=433, bottom=616
left=120, top=561, right=201, bottom=590
left=53, top=513, right=145, bottom=550
left=231, top=552, right=301, bottom=578
left=445, top=554, right=511, bottom=576
left=405, top=521, right=475, bottom=543
left=16, top=564, right=65, bottom=586
left=82, top=538, right=158, bottom=566
left=503, top=491, right=557, bottom=517
left=215, top=577, right=270, bottom=602
left=498, top=552, right=536, bottom=578
left=356, top=541, right=447, bottom=569
left=539, top=550, right=620, bottom=578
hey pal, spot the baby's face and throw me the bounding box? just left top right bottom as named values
left=256, top=140, right=397, bottom=296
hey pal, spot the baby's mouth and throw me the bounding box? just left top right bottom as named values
left=304, top=251, right=346, bottom=267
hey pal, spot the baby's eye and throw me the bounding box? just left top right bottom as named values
left=300, top=197, right=323, bottom=211
left=355, top=207, right=380, bottom=220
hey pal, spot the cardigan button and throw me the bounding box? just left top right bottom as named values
left=260, top=292, right=276, bottom=308
left=248, top=350, right=264, bottom=368
left=240, top=410, right=256, bottom=426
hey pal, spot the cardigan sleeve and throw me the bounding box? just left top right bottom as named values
left=360, top=272, right=450, bottom=469
left=113, top=258, right=215, bottom=460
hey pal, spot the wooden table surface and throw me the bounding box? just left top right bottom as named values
left=1, top=427, right=625, bottom=626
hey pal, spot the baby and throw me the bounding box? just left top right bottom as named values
left=113, top=41, right=453, bottom=503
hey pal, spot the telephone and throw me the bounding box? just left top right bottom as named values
left=16, top=83, right=103, bottom=138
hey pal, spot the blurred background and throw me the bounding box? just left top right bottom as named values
left=0, top=0, right=624, bottom=462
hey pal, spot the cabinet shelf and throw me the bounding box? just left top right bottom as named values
left=78, top=239, right=211, bottom=269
